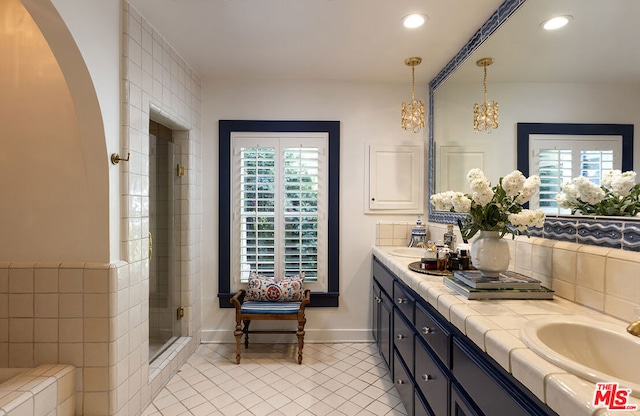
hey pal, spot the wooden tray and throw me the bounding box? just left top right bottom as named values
left=408, top=261, right=452, bottom=276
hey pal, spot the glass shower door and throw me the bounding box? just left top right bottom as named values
left=148, top=130, right=182, bottom=362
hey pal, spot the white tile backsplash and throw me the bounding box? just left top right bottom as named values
left=377, top=222, right=640, bottom=322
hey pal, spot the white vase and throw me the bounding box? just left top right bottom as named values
left=470, top=231, right=510, bottom=278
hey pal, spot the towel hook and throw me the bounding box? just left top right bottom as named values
left=110, top=152, right=130, bottom=165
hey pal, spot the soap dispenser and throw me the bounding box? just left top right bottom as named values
left=408, top=216, right=427, bottom=247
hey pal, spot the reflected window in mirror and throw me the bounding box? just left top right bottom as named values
left=531, top=136, right=622, bottom=214
left=517, top=122, right=634, bottom=215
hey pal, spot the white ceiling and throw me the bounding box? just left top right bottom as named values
left=439, top=0, right=640, bottom=85
left=126, top=0, right=505, bottom=85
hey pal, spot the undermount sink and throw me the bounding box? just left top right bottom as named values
left=520, top=315, right=640, bottom=397
left=388, top=247, right=426, bottom=258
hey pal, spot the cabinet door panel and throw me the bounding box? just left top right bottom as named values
left=415, top=339, right=448, bottom=416
left=379, top=290, right=393, bottom=371
left=393, top=350, right=414, bottom=416
left=373, top=282, right=381, bottom=342
left=394, top=310, right=414, bottom=376
left=416, top=302, right=451, bottom=368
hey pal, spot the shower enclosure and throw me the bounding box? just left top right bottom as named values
left=148, top=120, right=182, bottom=362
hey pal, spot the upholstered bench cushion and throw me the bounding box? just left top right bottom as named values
left=246, top=272, right=305, bottom=302
left=241, top=301, right=301, bottom=315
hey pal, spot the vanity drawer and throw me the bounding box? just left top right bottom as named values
left=393, top=350, right=414, bottom=416
left=416, top=302, right=450, bottom=368
left=393, top=310, right=414, bottom=375
left=373, top=258, right=395, bottom=298
left=415, top=338, right=448, bottom=416
left=394, top=281, right=415, bottom=322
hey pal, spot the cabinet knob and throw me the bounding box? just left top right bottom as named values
left=396, top=297, right=406, bottom=304
left=422, top=327, right=432, bottom=334
left=396, top=379, right=405, bottom=385
left=374, top=296, right=381, bottom=303
left=396, top=334, right=406, bottom=340
left=421, top=374, right=432, bottom=382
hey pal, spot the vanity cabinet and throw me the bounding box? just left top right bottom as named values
left=372, top=256, right=557, bottom=416
left=372, top=262, right=394, bottom=372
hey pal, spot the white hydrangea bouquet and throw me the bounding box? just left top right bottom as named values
left=555, top=170, right=640, bottom=216
left=431, top=169, right=546, bottom=240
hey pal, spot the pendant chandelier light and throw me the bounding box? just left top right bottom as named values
left=401, top=57, right=425, bottom=133
left=473, top=57, right=499, bottom=132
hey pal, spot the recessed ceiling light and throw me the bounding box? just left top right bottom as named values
left=403, top=14, right=427, bottom=29
left=541, top=15, right=572, bottom=31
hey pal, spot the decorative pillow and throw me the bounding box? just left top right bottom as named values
left=246, top=272, right=305, bottom=302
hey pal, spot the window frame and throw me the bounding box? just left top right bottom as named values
left=218, top=120, right=340, bottom=307
left=517, top=123, right=633, bottom=177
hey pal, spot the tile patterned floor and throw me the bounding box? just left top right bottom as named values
left=142, top=343, right=407, bottom=416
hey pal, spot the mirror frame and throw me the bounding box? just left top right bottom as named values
left=427, top=0, right=526, bottom=224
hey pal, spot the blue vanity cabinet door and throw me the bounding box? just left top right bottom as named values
left=415, top=337, right=448, bottom=416
left=394, top=349, right=415, bottom=416
left=394, top=310, right=414, bottom=375
left=372, top=282, right=381, bottom=343
left=415, top=301, right=450, bottom=368
left=377, top=280, right=393, bottom=373
left=373, top=256, right=395, bottom=373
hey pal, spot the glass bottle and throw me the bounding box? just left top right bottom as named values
left=443, top=224, right=457, bottom=251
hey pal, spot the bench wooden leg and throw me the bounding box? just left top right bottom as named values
left=296, top=317, right=306, bottom=364
left=234, top=320, right=243, bottom=364
left=243, top=320, right=251, bottom=348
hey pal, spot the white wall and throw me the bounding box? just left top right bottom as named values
left=434, top=82, right=640, bottom=188
left=45, top=0, right=122, bottom=261
left=0, top=0, right=118, bottom=262
left=201, top=79, right=429, bottom=342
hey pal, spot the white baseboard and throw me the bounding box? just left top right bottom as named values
left=200, top=328, right=375, bottom=344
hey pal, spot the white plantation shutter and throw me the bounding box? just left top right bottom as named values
left=238, top=144, right=277, bottom=278
left=231, top=133, right=327, bottom=290
left=537, top=149, right=573, bottom=214
left=531, top=136, right=622, bottom=214
left=283, top=146, right=320, bottom=279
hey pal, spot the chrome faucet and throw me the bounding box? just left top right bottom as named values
left=627, top=320, right=640, bottom=337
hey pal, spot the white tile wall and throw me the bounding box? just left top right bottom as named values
left=375, top=221, right=421, bottom=246
left=121, top=1, right=202, bottom=415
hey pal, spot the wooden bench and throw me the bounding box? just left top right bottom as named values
left=230, top=289, right=311, bottom=364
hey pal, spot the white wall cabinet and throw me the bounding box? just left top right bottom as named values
left=366, top=144, right=423, bottom=213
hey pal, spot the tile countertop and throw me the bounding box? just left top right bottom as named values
left=372, top=246, right=640, bottom=416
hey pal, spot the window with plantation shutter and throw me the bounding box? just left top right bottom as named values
left=530, top=135, right=622, bottom=214
left=219, top=120, right=340, bottom=308
left=231, top=133, right=327, bottom=291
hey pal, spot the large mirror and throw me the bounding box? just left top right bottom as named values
left=428, top=0, right=640, bottom=223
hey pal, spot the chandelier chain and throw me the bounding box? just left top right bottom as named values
left=483, top=64, right=488, bottom=104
